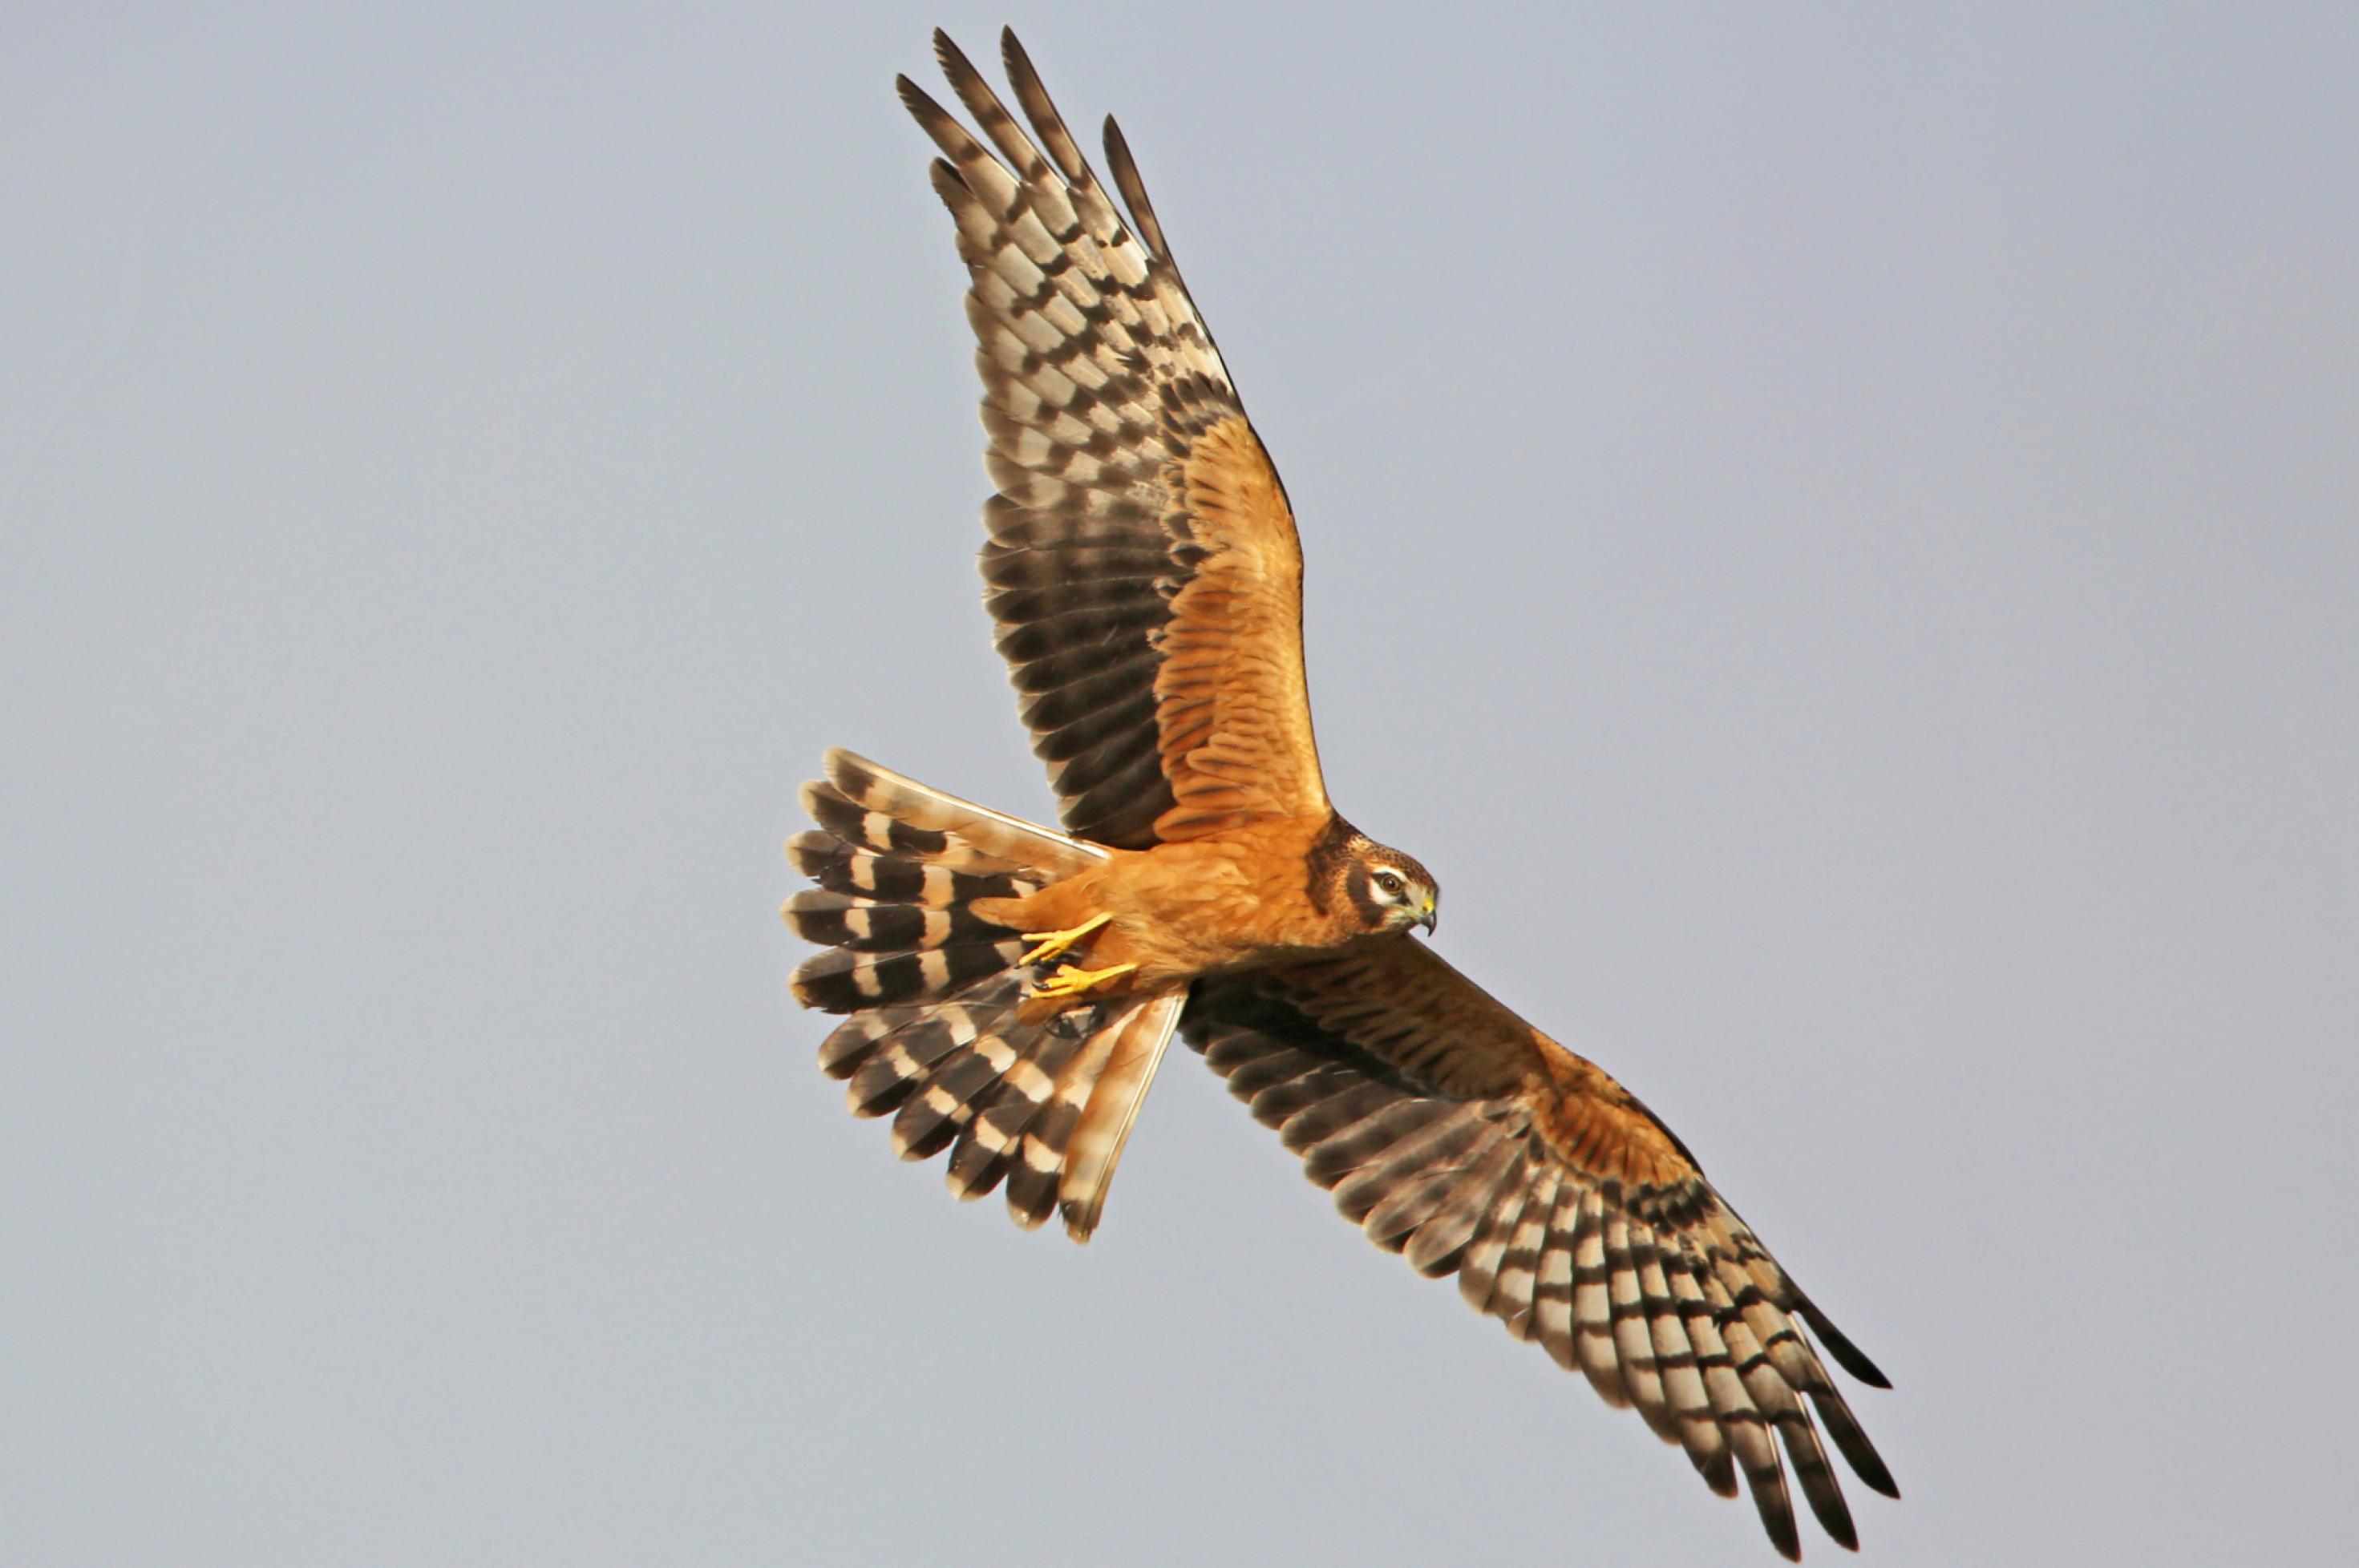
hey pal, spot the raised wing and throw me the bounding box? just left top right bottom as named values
left=1186, top=942, right=1898, bottom=1560
left=903, top=30, right=1329, bottom=849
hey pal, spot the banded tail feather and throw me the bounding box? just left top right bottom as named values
left=785, top=749, right=1182, bottom=1239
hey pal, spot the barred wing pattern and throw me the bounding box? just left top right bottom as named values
left=1187, top=943, right=1898, bottom=1560
left=903, top=30, right=1330, bottom=849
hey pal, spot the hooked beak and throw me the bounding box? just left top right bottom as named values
left=1418, top=895, right=1438, bottom=936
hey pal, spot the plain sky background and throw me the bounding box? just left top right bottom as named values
left=7, top=3, right=2356, bottom=1564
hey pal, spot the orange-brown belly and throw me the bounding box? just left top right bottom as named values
left=977, top=818, right=1340, bottom=999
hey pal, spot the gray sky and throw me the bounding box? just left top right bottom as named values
left=7, top=3, right=2356, bottom=1564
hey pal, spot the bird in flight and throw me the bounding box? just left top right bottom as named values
left=785, top=29, right=1897, bottom=1558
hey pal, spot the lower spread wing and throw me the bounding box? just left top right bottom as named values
left=1186, top=941, right=1897, bottom=1561
left=902, top=30, right=1329, bottom=849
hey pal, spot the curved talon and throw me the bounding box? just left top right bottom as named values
left=1030, top=960, right=1138, bottom=1001
left=1020, top=912, right=1112, bottom=967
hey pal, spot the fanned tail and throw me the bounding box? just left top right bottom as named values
left=785, top=749, right=1180, bottom=1239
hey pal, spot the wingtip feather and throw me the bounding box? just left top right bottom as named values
left=1807, top=1307, right=1891, bottom=1389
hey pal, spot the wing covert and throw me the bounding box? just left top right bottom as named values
left=904, top=30, right=1329, bottom=848
left=1185, top=941, right=1897, bottom=1560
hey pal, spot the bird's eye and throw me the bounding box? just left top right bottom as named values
left=1375, top=871, right=1404, bottom=896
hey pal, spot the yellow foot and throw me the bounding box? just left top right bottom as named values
left=1029, top=961, right=1139, bottom=1003
left=1019, top=912, right=1112, bottom=967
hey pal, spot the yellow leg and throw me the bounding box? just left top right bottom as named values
left=1029, top=961, right=1139, bottom=1002
left=1019, top=911, right=1112, bottom=967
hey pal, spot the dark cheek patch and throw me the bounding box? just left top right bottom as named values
left=1345, top=869, right=1385, bottom=929
left=1303, top=815, right=1362, bottom=915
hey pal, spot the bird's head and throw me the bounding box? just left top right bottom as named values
left=1337, top=835, right=1440, bottom=937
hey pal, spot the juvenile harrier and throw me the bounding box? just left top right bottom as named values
left=785, top=30, right=1896, bottom=1558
